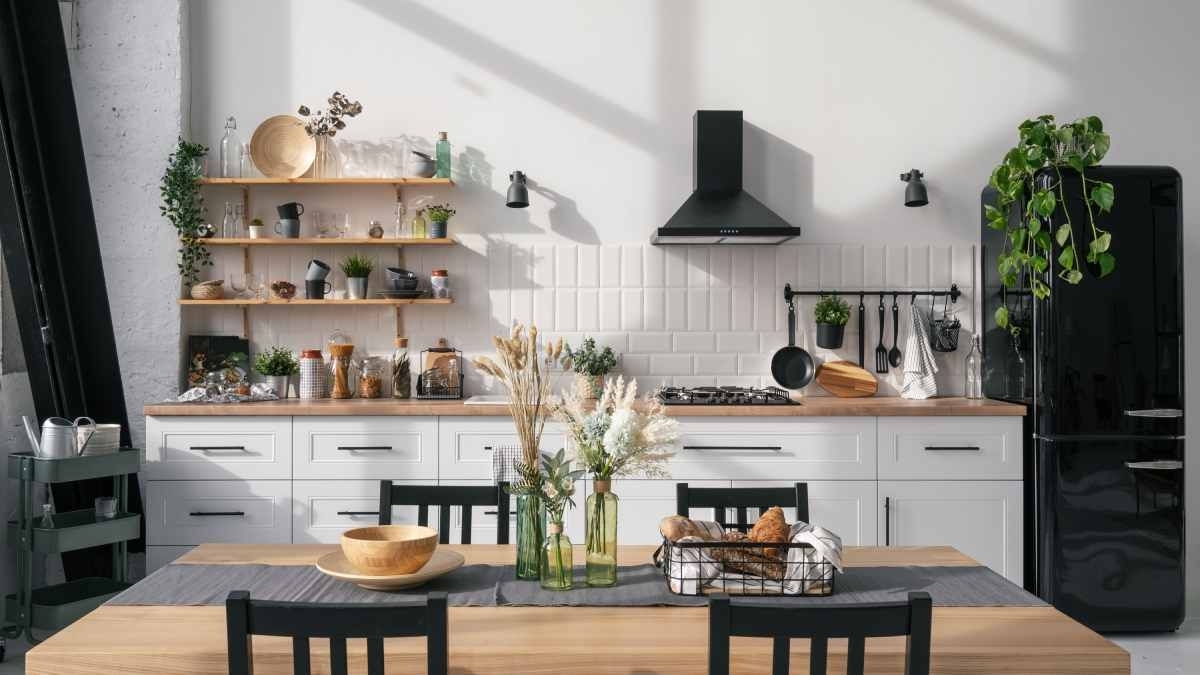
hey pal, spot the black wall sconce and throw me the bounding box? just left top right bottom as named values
left=900, top=169, right=928, bottom=207
left=506, top=171, right=529, bottom=208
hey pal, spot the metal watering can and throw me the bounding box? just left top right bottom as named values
left=23, top=416, right=96, bottom=459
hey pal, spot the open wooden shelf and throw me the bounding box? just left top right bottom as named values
left=202, top=237, right=455, bottom=247
left=179, top=298, right=453, bottom=306
left=198, top=177, right=453, bottom=187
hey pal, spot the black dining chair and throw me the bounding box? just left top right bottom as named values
left=378, top=480, right=510, bottom=544
left=676, top=482, right=810, bottom=528
left=708, top=591, right=932, bottom=675
left=225, top=590, right=448, bottom=675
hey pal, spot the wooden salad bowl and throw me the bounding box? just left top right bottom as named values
left=340, top=525, right=438, bottom=575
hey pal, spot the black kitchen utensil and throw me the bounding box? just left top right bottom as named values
left=888, top=293, right=902, bottom=368
left=875, top=294, right=889, bottom=373
left=771, top=286, right=816, bottom=390
left=857, top=293, right=866, bottom=368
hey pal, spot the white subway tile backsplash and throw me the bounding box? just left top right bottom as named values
left=674, top=332, right=714, bottom=353
left=630, top=332, right=672, bottom=353
left=194, top=242, right=967, bottom=398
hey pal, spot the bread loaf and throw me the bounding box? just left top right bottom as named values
left=747, top=506, right=790, bottom=558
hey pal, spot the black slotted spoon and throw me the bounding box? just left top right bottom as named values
left=874, top=294, right=888, bottom=373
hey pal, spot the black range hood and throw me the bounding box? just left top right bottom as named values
left=652, top=110, right=801, bottom=245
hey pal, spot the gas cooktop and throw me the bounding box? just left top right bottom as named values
left=656, top=385, right=796, bottom=406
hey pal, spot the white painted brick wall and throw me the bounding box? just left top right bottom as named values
left=189, top=241, right=974, bottom=397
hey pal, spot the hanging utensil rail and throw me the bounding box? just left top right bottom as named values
left=784, top=284, right=961, bottom=303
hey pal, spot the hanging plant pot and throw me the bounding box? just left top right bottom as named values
left=816, top=323, right=846, bottom=349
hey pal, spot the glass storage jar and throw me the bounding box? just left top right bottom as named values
left=358, top=356, right=385, bottom=398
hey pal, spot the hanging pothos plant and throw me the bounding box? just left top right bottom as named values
left=160, top=140, right=211, bottom=287
left=986, top=115, right=1115, bottom=335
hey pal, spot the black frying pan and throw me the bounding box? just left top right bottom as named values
left=771, top=296, right=816, bottom=389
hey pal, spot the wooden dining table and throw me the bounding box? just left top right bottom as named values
left=25, top=543, right=1128, bottom=675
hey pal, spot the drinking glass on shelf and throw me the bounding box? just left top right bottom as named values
left=340, top=213, right=353, bottom=239
left=314, top=210, right=333, bottom=239
left=229, top=273, right=248, bottom=298
left=248, top=272, right=265, bottom=300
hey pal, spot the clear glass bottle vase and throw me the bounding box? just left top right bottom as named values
left=515, top=493, right=545, bottom=580
left=540, top=524, right=573, bottom=590
left=312, top=134, right=341, bottom=179
left=585, top=480, right=618, bottom=587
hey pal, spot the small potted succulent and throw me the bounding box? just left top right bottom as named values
left=254, top=346, right=299, bottom=398
left=423, top=203, right=456, bottom=239
left=340, top=254, right=375, bottom=299
left=565, top=337, right=617, bottom=399
left=814, top=294, right=850, bottom=349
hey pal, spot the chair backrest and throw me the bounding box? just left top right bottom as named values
left=378, top=480, right=510, bottom=544
left=676, top=482, right=809, bottom=527
left=708, top=591, right=932, bottom=675
left=226, top=590, right=448, bottom=675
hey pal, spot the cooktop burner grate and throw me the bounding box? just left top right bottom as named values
left=656, top=385, right=795, bottom=405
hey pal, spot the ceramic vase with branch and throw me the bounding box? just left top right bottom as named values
left=473, top=323, right=571, bottom=579
left=553, top=376, right=679, bottom=587
left=297, top=91, right=363, bottom=179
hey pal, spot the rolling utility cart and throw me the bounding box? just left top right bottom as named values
left=2, top=449, right=140, bottom=655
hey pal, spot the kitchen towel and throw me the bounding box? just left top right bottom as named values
left=900, top=303, right=938, bottom=399
left=107, top=563, right=1043, bottom=608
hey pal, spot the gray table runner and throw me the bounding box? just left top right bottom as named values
left=108, top=563, right=1044, bottom=608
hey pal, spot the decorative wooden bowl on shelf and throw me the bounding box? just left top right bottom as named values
left=249, top=115, right=316, bottom=179
left=340, top=525, right=438, bottom=575
left=189, top=280, right=224, bottom=300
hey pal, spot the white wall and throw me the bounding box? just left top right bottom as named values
left=182, top=0, right=1200, bottom=610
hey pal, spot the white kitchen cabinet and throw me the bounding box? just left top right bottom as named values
left=144, top=416, right=292, bottom=480
left=146, top=480, right=292, bottom=545
left=670, top=418, right=877, bottom=480
left=600, top=480, right=729, bottom=545
left=292, top=480, right=434, bottom=543
left=293, top=417, right=437, bottom=480
left=437, top=417, right=566, bottom=480
left=877, top=417, right=1021, bottom=480
left=878, top=480, right=1023, bottom=584
left=732, top=480, right=877, bottom=546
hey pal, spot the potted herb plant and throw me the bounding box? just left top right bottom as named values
left=565, top=337, right=617, bottom=399
left=553, top=376, right=679, bottom=587
left=254, top=346, right=299, bottom=398
left=424, top=203, right=456, bottom=239
left=160, top=140, right=211, bottom=294
left=814, top=294, right=850, bottom=349
left=538, top=449, right=584, bottom=590
left=340, top=254, right=375, bottom=299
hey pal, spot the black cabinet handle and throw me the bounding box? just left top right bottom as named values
left=923, top=445, right=981, bottom=452
left=336, top=446, right=393, bottom=452
left=191, top=446, right=248, bottom=453
left=884, top=497, right=890, bottom=546
left=189, top=511, right=245, bottom=517
left=682, top=445, right=783, bottom=451
left=337, top=510, right=380, bottom=516
left=483, top=510, right=518, bottom=516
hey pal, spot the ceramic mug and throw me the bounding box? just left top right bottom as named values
left=247, top=224, right=265, bottom=239
left=306, top=259, right=331, bottom=281
left=274, top=219, right=301, bottom=238
left=305, top=279, right=332, bottom=299
left=276, top=202, right=304, bottom=220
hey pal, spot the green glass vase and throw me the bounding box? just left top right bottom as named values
left=540, top=524, right=574, bottom=590
left=585, top=479, right=619, bottom=587
left=515, top=493, right=545, bottom=580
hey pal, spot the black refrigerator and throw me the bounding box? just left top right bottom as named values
left=982, top=166, right=1184, bottom=633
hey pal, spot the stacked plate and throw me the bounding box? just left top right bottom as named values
left=81, top=424, right=122, bottom=456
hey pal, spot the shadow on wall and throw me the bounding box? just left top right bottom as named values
left=743, top=121, right=814, bottom=236
left=529, top=179, right=599, bottom=245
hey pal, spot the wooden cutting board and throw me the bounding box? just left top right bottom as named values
left=815, top=360, right=878, bottom=398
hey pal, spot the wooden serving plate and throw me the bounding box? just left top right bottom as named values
left=814, top=360, right=878, bottom=398
left=316, top=548, right=465, bottom=590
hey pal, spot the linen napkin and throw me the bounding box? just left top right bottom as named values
left=900, top=303, right=939, bottom=399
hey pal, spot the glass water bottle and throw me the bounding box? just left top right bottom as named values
left=964, top=334, right=983, bottom=399
left=221, top=202, right=235, bottom=238
left=435, top=131, right=451, bottom=178
left=219, top=116, right=243, bottom=178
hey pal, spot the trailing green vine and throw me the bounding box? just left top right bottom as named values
left=987, top=115, right=1115, bottom=334
left=160, top=140, right=211, bottom=287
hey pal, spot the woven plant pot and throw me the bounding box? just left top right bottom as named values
left=189, top=280, right=224, bottom=300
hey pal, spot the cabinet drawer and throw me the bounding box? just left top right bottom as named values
left=877, top=417, right=1022, bottom=480
left=144, top=417, right=292, bottom=480
left=438, top=418, right=566, bottom=480
left=669, top=418, right=876, bottom=480
left=146, top=480, right=291, bottom=545
left=292, top=480, right=433, bottom=543
left=293, top=417, right=437, bottom=480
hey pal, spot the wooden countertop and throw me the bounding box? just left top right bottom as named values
left=143, top=396, right=1025, bottom=417
left=26, top=544, right=1126, bottom=675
